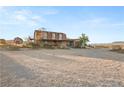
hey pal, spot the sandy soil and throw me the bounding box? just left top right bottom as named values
left=0, top=49, right=124, bottom=87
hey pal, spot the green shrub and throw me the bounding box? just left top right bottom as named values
left=40, top=42, right=45, bottom=48
left=27, top=43, right=39, bottom=49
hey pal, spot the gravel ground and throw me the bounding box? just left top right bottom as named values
left=0, top=48, right=124, bottom=87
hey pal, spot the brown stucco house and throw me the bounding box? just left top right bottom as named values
left=34, top=29, right=67, bottom=48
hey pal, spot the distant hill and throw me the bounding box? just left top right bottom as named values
left=112, top=41, right=124, bottom=44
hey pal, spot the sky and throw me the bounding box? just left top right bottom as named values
left=0, top=6, right=124, bottom=43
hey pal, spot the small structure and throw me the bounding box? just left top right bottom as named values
left=14, top=37, right=23, bottom=44
left=67, top=39, right=80, bottom=48
left=0, top=39, right=6, bottom=45
left=34, top=29, right=67, bottom=48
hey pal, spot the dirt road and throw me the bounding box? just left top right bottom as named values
left=0, top=49, right=124, bottom=87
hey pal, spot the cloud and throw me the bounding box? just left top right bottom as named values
left=14, top=9, right=47, bottom=24
left=31, top=9, right=59, bottom=15
left=0, top=7, right=58, bottom=27
left=31, top=16, right=46, bottom=23
left=78, top=17, right=124, bottom=30
left=15, top=14, right=27, bottom=21
left=0, top=6, right=9, bottom=15
left=81, top=18, right=107, bottom=27
left=42, top=10, right=58, bottom=15
left=112, top=23, right=124, bottom=26
left=14, top=8, right=58, bottom=16
left=0, top=6, right=4, bottom=10
left=14, top=14, right=39, bottom=26
left=0, top=6, right=6, bottom=11
left=14, top=14, right=46, bottom=26
left=0, top=9, right=46, bottom=26
left=15, top=10, right=32, bottom=15
left=31, top=16, right=41, bottom=22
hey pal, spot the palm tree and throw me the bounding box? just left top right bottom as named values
left=79, top=33, right=89, bottom=48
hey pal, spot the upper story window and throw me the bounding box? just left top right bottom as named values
left=59, top=34, right=62, bottom=40
left=43, top=32, right=47, bottom=39
left=52, top=33, right=56, bottom=40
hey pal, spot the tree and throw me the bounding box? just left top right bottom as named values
left=79, top=33, right=89, bottom=48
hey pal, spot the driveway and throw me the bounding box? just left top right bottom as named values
left=0, top=49, right=124, bottom=87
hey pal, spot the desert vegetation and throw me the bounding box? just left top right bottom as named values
left=79, top=33, right=89, bottom=48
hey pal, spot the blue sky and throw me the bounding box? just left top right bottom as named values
left=0, top=6, right=124, bottom=43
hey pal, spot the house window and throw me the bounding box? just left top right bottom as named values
left=43, top=32, right=47, bottom=39
left=52, top=33, right=55, bottom=39
left=59, top=34, right=62, bottom=40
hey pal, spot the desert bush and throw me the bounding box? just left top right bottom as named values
left=111, top=45, right=122, bottom=50
left=1, top=45, right=20, bottom=51
left=27, top=43, right=39, bottom=49
left=0, top=39, right=6, bottom=44
left=44, top=44, right=55, bottom=49
left=40, top=42, right=45, bottom=48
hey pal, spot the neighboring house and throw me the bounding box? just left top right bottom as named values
left=14, top=37, right=23, bottom=44
left=0, top=39, right=6, bottom=45
left=34, top=29, right=67, bottom=48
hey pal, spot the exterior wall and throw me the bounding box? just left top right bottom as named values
left=43, top=32, right=47, bottom=39
left=34, top=30, right=42, bottom=44
left=62, top=34, right=66, bottom=40
left=74, top=40, right=80, bottom=48
left=47, top=32, right=52, bottom=40
left=67, top=39, right=80, bottom=48
left=34, top=30, right=67, bottom=48
left=56, top=33, right=59, bottom=40
left=34, top=30, right=67, bottom=40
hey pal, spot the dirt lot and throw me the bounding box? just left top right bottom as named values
left=0, top=48, right=124, bottom=87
